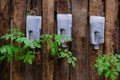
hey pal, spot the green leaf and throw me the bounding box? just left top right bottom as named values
left=16, top=32, right=25, bottom=37
left=19, top=55, right=26, bottom=60
left=51, top=48, right=56, bottom=56
left=20, top=51, right=35, bottom=64
left=21, top=45, right=27, bottom=52
left=28, top=43, right=35, bottom=49
left=27, top=58, right=33, bottom=64
left=24, top=42, right=35, bottom=49
left=7, top=46, right=12, bottom=54
left=33, top=40, right=41, bottom=48
left=105, top=70, right=111, bottom=78
left=7, top=54, right=12, bottom=62
left=65, top=49, right=67, bottom=52
left=59, top=52, right=66, bottom=58
left=68, top=58, right=72, bottom=64
left=12, top=47, right=18, bottom=54
left=111, top=73, right=117, bottom=80
left=0, top=56, right=6, bottom=61
left=0, top=46, right=7, bottom=54
left=72, top=57, right=77, bottom=61
left=98, top=67, right=104, bottom=75
left=16, top=37, right=29, bottom=44
left=71, top=61, right=76, bottom=67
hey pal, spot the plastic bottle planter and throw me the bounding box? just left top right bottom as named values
left=90, top=16, right=105, bottom=49
left=57, top=14, right=72, bottom=47
left=26, top=16, right=42, bottom=42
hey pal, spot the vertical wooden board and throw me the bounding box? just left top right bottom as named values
left=26, top=0, right=42, bottom=15
left=24, top=0, right=42, bottom=80
left=105, top=0, right=118, bottom=80
left=36, top=0, right=42, bottom=15
left=42, top=0, right=55, bottom=80
left=118, top=1, right=120, bottom=79
left=54, top=59, right=69, bottom=80
left=118, top=1, right=120, bottom=54
left=0, top=0, right=11, bottom=80
left=12, top=0, right=26, bottom=80
left=12, top=0, right=26, bottom=29
left=89, top=0, right=104, bottom=80
left=57, top=0, right=69, bottom=14
left=105, top=0, right=118, bottom=54
left=54, top=0, right=70, bottom=80
left=24, top=64, right=42, bottom=80
left=89, top=0, right=103, bottom=16
left=70, top=0, right=89, bottom=80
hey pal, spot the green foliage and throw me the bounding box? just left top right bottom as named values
left=40, top=34, right=77, bottom=67
left=0, top=28, right=41, bottom=64
left=95, top=54, right=120, bottom=80
left=0, top=28, right=77, bottom=67
left=0, top=44, right=18, bottom=62
left=20, top=51, right=35, bottom=64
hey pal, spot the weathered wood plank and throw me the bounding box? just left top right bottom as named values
left=0, top=0, right=11, bottom=80
left=105, top=0, right=118, bottom=54
left=89, top=0, right=103, bottom=16
left=89, top=0, right=104, bottom=80
left=42, top=0, right=55, bottom=80
left=118, top=1, right=120, bottom=79
left=12, top=0, right=26, bottom=80
left=57, top=0, right=69, bottom=14
left=54, top=0, right=70, bottom=80
left=70, top=0, right=89, bottom=80
left=118, top=0, right=120, bottom=54
left=0, top=1, right=119, bottom=80
left=24, top=0, right=42, bottom=80
left=26, top=0, right=42, bottom=15
left=36, top=0, right=42, bottom=15
left=105, top=0, right=118, bottom=79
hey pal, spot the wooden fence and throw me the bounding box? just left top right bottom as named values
left=0, top=0, right=119, bottom=80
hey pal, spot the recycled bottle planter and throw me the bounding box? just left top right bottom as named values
left=57, top=14, right=72, bottom=47
left=26, top=16, right=42, bottom=42
left=90, top=16, right=105, bottom=49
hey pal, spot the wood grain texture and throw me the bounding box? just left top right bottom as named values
left=105, top=0, right=118, bottom=54
left=89, top=0, right=103, bottom=16
left=0, top=0, right=10, bottom=80
left=0, top=0, right=119, bottom=80
left=54, top=0, right=70, bottom=80
left=70, top=0, right=89, bottom=80
left=42, top=0, right=55, bottom=80
left=12, top=0, right=26, bottom=80
left=105, top=0, right=118, bottom=79
left=36, top=0, right=42, bottom=15
left=57, top=0, right=69, bottom=14
left=89, top=0, right=104, bottom=80
left=24, top=0, right=42, bottom=80
left=118, top=1, right=120, bottom=79
left=118, top=0, right=120, bottom=54
left=26, top=0, right=42, bottom=15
